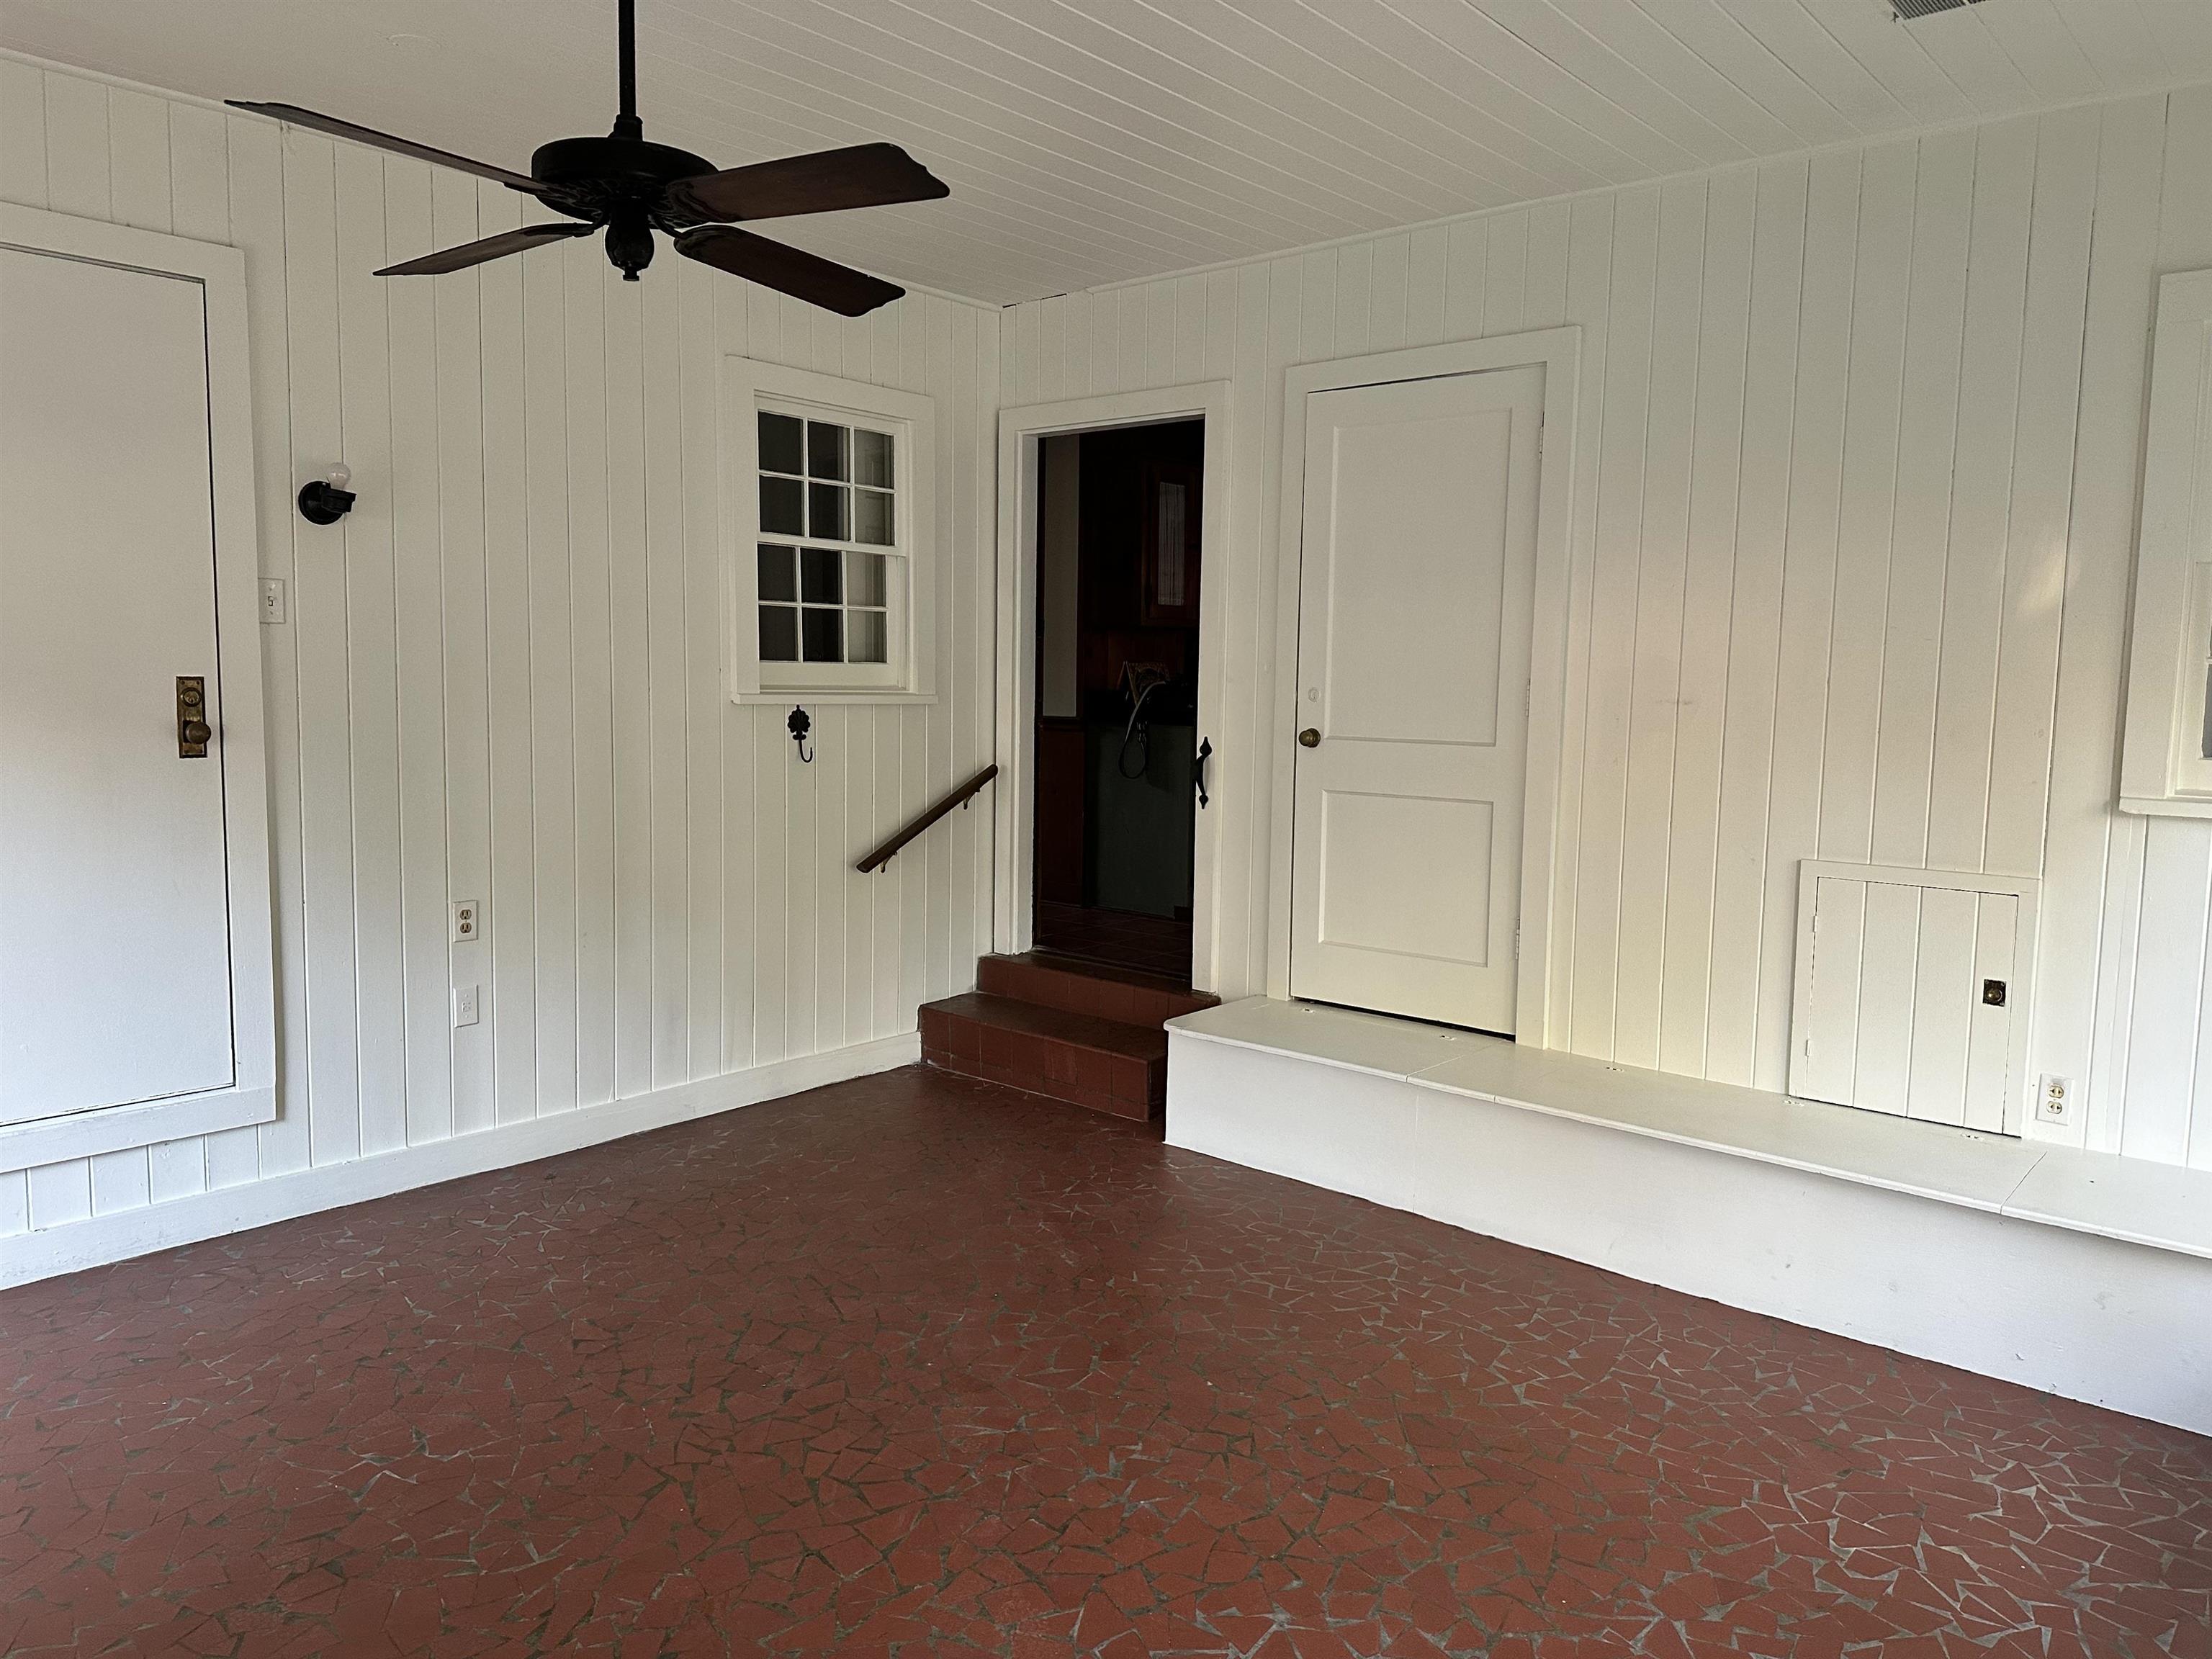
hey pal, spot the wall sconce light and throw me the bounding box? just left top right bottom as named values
left=297, top=463, right=356, bottom=525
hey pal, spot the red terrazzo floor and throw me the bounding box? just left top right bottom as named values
left=4, top=1065, right=2207, bottom=1658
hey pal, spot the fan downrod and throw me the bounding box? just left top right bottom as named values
left=526, top=0, right=716, bottom=277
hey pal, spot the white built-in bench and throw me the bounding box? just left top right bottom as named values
left=1166, top=997, right=2212, bottom=1434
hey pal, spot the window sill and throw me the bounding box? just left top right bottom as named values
left=735, top=688, right=938, bottom=708
left=2119, top=793, right=2212, bottom=819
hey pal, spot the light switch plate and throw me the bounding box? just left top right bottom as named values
left=452, top=984, right=480, bottom=1028
left=258, top=577, right=287, bottom=625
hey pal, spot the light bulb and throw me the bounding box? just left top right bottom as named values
left=326, top=463, right=351, bottom=490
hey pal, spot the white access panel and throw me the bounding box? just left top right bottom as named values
left=0, top=202, right=276, bottom=1174
left=1789, top=863, right=2040, bottom=1134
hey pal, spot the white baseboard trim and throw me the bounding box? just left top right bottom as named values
left=1, top=1033, right=920, bottom=1290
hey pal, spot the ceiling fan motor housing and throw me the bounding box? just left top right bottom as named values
left=529, top=136, right=716, bottom=220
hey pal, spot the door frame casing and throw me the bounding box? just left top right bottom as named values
left=1269, top=328, right=1581, bottom=1046
left=993, top=382, right=1232, bottom=989
left=0, top=202, right=277, bottom=1171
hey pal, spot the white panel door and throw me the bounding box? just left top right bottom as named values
left=0, top=245, right=236, bottom=1125
left=1289, top=364, right=1545, bottom=1031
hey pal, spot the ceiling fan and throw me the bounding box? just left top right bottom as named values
left=228, top=0, right=946, bottom=317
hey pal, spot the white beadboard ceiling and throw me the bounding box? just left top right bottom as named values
left=4, top=0, right=2209, bottom=305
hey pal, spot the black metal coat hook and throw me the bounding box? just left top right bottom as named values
left=788, top=706, right=814, bottom=763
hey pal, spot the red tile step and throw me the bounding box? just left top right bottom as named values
left=976, top=952, right=1219, bottom=1027
left=921, top=991, right=1169, bottom=1121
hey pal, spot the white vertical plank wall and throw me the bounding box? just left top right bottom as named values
left=999, top=84, right=2212, bottom=1173
left=7, top=50, right=2212, bottom=1267
left=0, top=60, right=999, bottom=1244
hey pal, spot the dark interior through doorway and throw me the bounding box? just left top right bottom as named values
left=1032, top=419, right=1203, bottom=982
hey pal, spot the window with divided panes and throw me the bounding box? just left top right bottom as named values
left=2118, top=268, right=2212, bottom=814
left=2187, top=561, right=2212, bottom=786
left=756, top=407, right=899, bottom=683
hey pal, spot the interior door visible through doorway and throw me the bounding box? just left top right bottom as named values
left=1288, top=364, right=1545, bottom=1032
left=1030, top=420, right=1204, bottom=981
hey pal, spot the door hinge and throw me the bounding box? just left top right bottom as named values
left=1514, top=923, right=1521, bottom=960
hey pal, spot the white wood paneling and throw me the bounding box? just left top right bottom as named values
left=0, top=59, right=998, bottom=1246
left=4, top=3, right=2210, bottom=305
left=1004, top=84, right=2212, bottom=1172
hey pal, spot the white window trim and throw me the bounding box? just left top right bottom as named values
left=2179, top=565, right=2212, bottom=800
left=0, top=202, right=278, bottom=1172
left=724, top=358, right=937, bottom=705
left=2119, top=267, right=2212, bottom=819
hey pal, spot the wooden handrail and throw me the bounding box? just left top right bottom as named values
left=855, top=764, right=998, bottom=873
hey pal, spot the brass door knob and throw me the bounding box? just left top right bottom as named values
left=1298, top=727, right=1321, bottom=748
left=176, top=675, right=214, bottom=757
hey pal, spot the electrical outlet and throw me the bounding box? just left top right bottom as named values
left=451, top=899, right=480, bottom=944
left=2038, top=1074, right=2073, bottom=1124
left=258, top=577, right=287, bottom=625
left=452, top=984, right=480, bottom=1028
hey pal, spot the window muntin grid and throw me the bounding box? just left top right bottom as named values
left=756, top=408, right=897, bottom=674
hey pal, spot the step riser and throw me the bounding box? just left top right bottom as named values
left=921, top=952, right=1203, bottom=1125
left=977, top=956, right=1216, bottom=1026
left=920, top=1005, right=1160, bottom=1122
left=923, top=1050, right=1154, bottom=1122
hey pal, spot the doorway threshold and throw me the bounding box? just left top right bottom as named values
left=1033, top=900, right=1192, bottom=983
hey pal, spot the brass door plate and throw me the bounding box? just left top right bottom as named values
left=176, top=675, right=212, bottom=757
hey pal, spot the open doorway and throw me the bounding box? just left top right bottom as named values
left=1030, top=419, right=1204, bottom=981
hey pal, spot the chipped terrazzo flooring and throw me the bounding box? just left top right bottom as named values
left=3, top=1064, right=2208, bottom=1658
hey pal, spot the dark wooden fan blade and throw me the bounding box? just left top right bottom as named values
left=665, top=142, right=948, bottom=224
left=227, top=102, right=547, bottom=194
left=674, top=227, right=903, bottom=317
left=377, top=222, right=595, bottom=277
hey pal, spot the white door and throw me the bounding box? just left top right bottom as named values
left=1289, top=364, right=1545, bottom=1031
left=1, top=245, right=237, bottom=1125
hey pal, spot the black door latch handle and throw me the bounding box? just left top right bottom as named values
left=1195, top=737, right=1212, bottom=809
